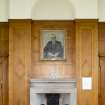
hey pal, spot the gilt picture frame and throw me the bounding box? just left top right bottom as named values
left=40, top=29, right=66, bottom=60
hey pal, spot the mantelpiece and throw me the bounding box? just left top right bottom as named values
left=30, top=79, right=77, bottom=105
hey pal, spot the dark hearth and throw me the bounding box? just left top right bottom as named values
left=46, top=94, right=60, bottom=105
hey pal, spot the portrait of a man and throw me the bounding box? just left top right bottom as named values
left=40, top=30, right=65, bottom=60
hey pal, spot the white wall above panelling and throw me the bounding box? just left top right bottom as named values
left=31, top=0, right=75, bottom=20
left=9, top=0, right=98, bottom=20
left=99, top=0, right=105, bottom=21
left=31, top=0, right=98, bottom=19
left=71, top=0, right=98, bottom=19
left=9, top=0, right=31, bottom=19
left=0, top=0, right=105, bottom=21
left=0, top=0, right=9, bottom=22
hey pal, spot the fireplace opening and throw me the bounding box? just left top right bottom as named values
left=46, top=94, right=60, bottom=105
left=39, top=93, right=70, bottom=105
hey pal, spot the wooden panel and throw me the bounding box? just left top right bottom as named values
left=99, top=57, right=105, bottom=105
left=99, top=22, right=105, bottom=56
left=0, top=22, right=9, bottom=56
left=0, top=58, right=3, bottom=105
left=0, top=22, right=9, bottom=105
left=31, top=21, right=75, bottom=79
left=80, top=29, right=93, bottom=76
left=0, top=57, right=8, bottom=105
left=76, top=20, right=98, bottom=105
left=98, top=22, right=105, bottom=105
left=9, top=20, right=31, bottom=105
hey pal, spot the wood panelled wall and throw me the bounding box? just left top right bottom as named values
left=76, top=20, right=98, bottom=105
left=31, top=21, right=75, bottom=79
left=9, top=20, right=31, bottom=105
left=0, top=22, right=9, bottom=105
left=8, top=20, right=99, bottom=105
left=99, top=22, right=105, bottom=105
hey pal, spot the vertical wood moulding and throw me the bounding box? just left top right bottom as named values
left=76, top=20, right=98, bottom=105
left=25, top=21, right=31, bottom=105
left=9, top=22, right=14, bottom=105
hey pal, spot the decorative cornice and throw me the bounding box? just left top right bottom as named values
left=0, top=19, right=104, bottom=23
left=8, top=19, right=32, bottom=23
left=75, top=19, right=98, bottom=23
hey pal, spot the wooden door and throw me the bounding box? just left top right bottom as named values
left=0, top=57, right=8, bottom=105
left=99, top=57, right=105, bottom=105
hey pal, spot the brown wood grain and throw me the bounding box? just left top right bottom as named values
left=99, top=57, right=105, bottom=105
left=9, top=20, right=31, bottom=105
left=0, top=57, right=8, bottom=105
left=99, top=22, right=105, bottom=105
left=99, top=22, right=105, bottom=56
left=31, top=21, right=76, bottom=79
left=0, top=22, right=9, bottom=56
left=76, top=19, right=98, bottom=105
left=0, top=22, right=9, bottom=105
left=8, top=19, right=99, bottom=105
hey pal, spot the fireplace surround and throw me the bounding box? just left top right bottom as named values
left=30, top=79, right=76, bottom=105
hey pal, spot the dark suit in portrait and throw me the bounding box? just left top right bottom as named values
left=44, top=36, right=64, bottom=59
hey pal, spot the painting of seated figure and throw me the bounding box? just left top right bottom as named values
left=40, top=29, right=66, bottom=60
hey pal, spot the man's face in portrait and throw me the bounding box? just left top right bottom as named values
left=50, top=34, right=56, bottom=44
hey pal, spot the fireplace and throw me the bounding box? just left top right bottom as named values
left=30, top=79, right=76, bottom=105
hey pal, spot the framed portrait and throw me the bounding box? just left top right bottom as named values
left=40, top=29, right=66, bottom=60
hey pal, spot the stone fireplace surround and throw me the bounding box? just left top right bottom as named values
left=30, top=79, right=76, bottom=105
